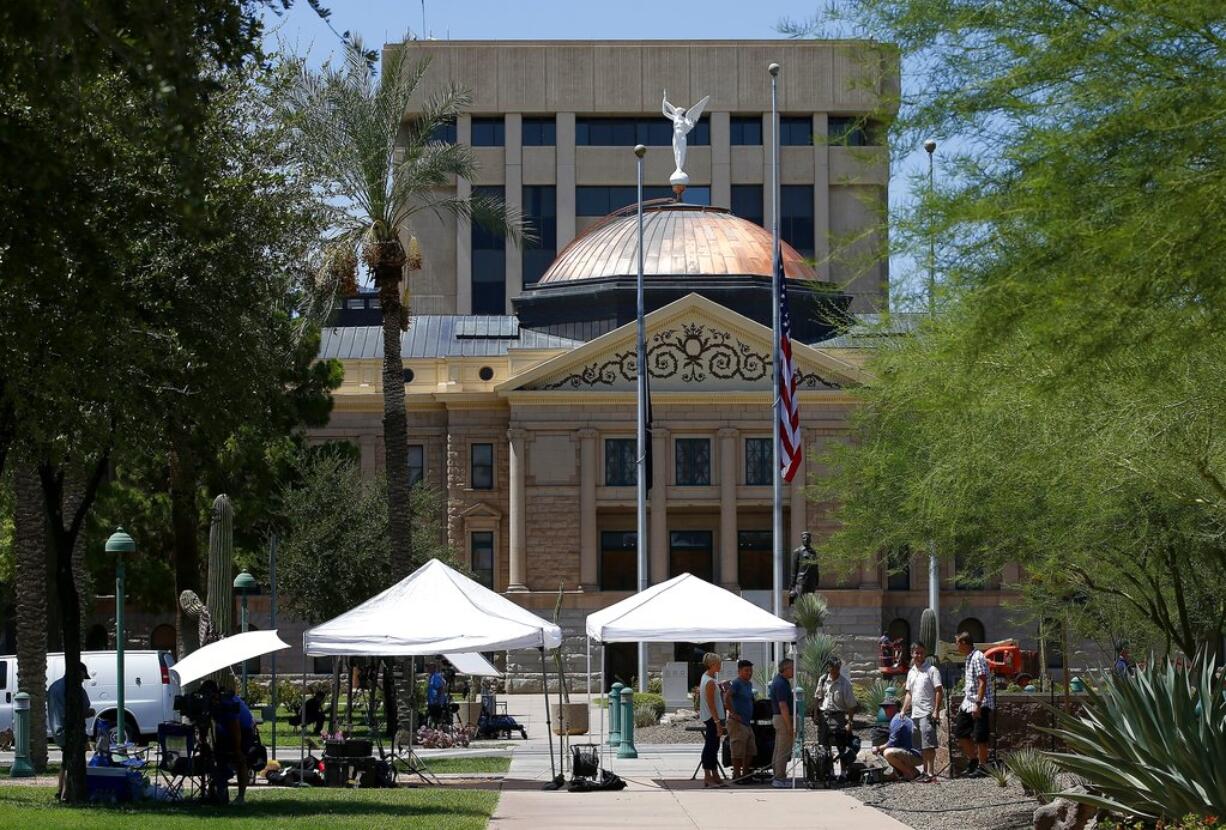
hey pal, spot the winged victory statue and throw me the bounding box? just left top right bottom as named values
left=662, top=91, right=709, bottom=190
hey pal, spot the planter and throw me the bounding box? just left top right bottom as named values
left=455, top=701, right=482, bottom=726
left=550, top=702, right=589, bottom=736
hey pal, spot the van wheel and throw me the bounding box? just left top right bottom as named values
left=95, top=714, right=141, bottom=746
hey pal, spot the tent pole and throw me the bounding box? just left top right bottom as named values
left=585, top=637, right=592, bottom=765
left=539, top=644, right=561, bottom=788
left=298, top=650, right=307, bottom=785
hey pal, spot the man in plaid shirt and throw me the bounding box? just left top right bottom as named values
left=954, top=631, right=994, bottom=776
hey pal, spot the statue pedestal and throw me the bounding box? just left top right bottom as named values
left=670, top=169, right=689, bottom=189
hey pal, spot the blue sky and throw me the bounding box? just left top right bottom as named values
left=262, top=1, right=931, bottom=303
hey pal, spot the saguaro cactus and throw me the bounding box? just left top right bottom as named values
left=206, top=494, right=235, bottom=640
left=919, top=607, right=937, bottom=660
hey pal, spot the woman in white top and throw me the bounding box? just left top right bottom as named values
left=698, top=652, right=727, bottom=787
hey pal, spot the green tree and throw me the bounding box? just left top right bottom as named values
left=793, top=2, right=1226, bottom=660
left=281, top=37, right=529, bottom=581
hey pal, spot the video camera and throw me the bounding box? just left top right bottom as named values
left=173, top=690, right=216, bottom=725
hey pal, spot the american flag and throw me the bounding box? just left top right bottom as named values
left=777, top=259, right=802, bottom=482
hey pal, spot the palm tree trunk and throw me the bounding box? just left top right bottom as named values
left=13, top=462, right=49, bottom=771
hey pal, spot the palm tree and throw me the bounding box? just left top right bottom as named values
left=13, top=463, right=49, bottom=771
left=284, top=38, right=529, bottom=729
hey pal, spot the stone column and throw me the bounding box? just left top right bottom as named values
left=579, top=428, right=599, bottom=591
left=504, top=113, right=524, bottom=313
left=556, top=113, right=577, bottom=249
left=507, top=428, right=528, bottom=592
left=812, top=113, right=831, bottom=281
left=719, top=428, right=739, bottom=590
left=650, top=427, right=670, bottom=584
left=711, top=112, right=731, bottom=209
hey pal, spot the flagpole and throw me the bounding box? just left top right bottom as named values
left=634, top=143, right=649, bottom=693
left=769, top=63, right=783, bottom=666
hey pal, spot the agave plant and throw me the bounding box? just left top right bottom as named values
left=1006, top=748, right=1058, bottom=803
left=797, top=633, right=840, bottom=693
left=634, top=704, right=660, bottom=728
left=793, top=592, right=829, bottom=637
left=1042, top=655, right=1225, bottom=819
left=984, top=761, right=1012, bottom=789
left=856, top=678, right=889, bottom=718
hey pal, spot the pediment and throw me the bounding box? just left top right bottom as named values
left=459, top=501, right=502, bottom=520
left=497, top=294, right=865, bottom=393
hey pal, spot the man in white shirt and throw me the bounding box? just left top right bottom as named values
left=902, top=642, right=943, bottom=780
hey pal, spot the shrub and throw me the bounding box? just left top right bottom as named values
left=1043, top=656, right=1225, bottom=820
left=797, top=633, right=839, bottom=693
left=634, top=704, right=659, bottom=728
left=1006, top=749, right=1059, bottom=803
left=647, top=677, right=662, bottom=694
left=985, top=762, right=1011, bottom=788
left=855, top=678, right=889, bottom=718
left=793, top=593, right=829, bottom=636
left=629, top=692, right=665, bottom=718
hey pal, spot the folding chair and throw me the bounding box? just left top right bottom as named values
left=156, top=722, right=197, bottom=801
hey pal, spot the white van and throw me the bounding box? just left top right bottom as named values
left=0, top=650, right=180, bottom=742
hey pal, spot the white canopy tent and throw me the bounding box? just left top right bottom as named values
left=586, top=573, right=800, bottom=643
left=584, top=573, right=801, bottom=779
left=304, top=558, right=562, bottom=656
left=443, top=652, right=500, bottom=677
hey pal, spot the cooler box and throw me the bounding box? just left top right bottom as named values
left=86, top=766, right=136, bottom=802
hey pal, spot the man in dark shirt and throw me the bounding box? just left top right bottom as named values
left=873, top=697, right=922, bottom=781
left=769, top=658, right=795, bottom=788
left=289, top=690, right=327, bottom=735
left=202, top=680, right=256, bottom=805
left=723, top=659, right=757, bottom=783
left=48, top=663, right=93, bottom=800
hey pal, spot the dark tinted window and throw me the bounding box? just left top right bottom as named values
left=576, top=117, right=709, bottom=146
left=675, top=438, right=711, bottom=486
left=730, top=185, right=764, bottom=228
left=670, top=530, right=713, bottom=581
left=429, top=118, right=456, bottom=144
left=471, top=443, right=494, bottom=490
left=737, top=530, right=773, bottom=590
left=600, top=531, right=637, bottom=591
left=470, top=117, right=504, bottom=147
left=575, top=185, right=675, bottom=216
left=730, top=116, right=762, bottom=145
left=407, top=444, right=424, bottom=488
left=522, top=185, right=557, bottom=286
left=745, top=437, right=772, bottom=486
left=471, top=531, right=494, bottom=588
left=522, top=116, right=556, bottom=146
left=471, top=185, right=506, bottom=314
left=781, top=185, right=815, bottom=258
left=779, top=116, right=813, bottom=146
left=827, top=116, right=881, bottom=147
left=605, top=438, right=636, bottom=486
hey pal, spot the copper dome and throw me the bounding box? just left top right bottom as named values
left=538, top=202, right=817, bottom=284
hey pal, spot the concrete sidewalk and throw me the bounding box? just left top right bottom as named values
left=489, top=694, right=908, bottom=830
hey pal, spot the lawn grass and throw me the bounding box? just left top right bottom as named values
left=419, top=756, right=510, bottom=774
left=0, top=785, right=498, bottom=830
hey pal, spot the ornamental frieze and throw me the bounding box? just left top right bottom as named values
left=533, top=323, right=840, bottom=390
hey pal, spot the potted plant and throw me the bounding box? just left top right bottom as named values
left=548, top=583, right=589, bottom=736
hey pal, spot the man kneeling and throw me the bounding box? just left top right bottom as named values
left=872, top=694, right=922, bottom=782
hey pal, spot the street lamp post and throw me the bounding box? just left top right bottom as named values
left=233, top=570, right=260, bottom=699
left=105, top=528, right=136, bottom=745
left=923, top=138, right=940, bottom=645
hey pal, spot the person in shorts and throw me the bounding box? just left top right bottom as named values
left=903, top=641, right=943, bottom=780
left=723, top=659, right=757, bottom=783
left=953, top=631, right=994, bottom=776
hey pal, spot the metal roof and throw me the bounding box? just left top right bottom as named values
left=816, top=313, right=923, bottom=348
left=319, top=316, right=580, bottom=360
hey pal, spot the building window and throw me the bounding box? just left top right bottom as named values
left=522, top=185, right=557, bottom=285
left=779, top=116, right=813, bottom=146
left=429, top=118, right=456, bottom=144
left=827, top=116, right=881, bottom=147
left=407, top=444, right=424, bottom=488
left=781, top=185, right=815, bottom=258
left=605, top=438, right=636, bottom=487
left=471, top=443, right=493, bottom=490
left=576, top=117, right=709, bottom=147
left=471, top=185, right=506, bottom=314
left=522, top=116, right=556, bottom=146
left=346, top=298, right=365, bottom=310
left=670, top=530, right=714, bottom=581
left=675, top=438, right=711, bottom=486
left=470, top=117, right=504, bottom=147
left=737, top=530, right=772, bottom=590
left=600, top=531, right=637, bottom=591
left=575, top=185, right=674, bottom=217
left=730, top=185, right=764, bottom=228
left=887, top=547, right=911, bottom=591
left=678, top=185, right=710, bottom=206
left=956, top=617, right=986, bottom=645
left=730, top=115, right=763, bottom=146
left=471, top=531, right=494, bottom=589
left=744, top=437, right=772, bottom=486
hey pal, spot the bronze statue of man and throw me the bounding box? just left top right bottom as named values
left=788, top=531, right=820, bottom=604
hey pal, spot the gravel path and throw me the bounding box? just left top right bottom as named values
left=633, top=719, right=703, bottom=744
left=846, top=777, right=1037, bottom=830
